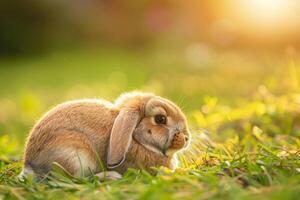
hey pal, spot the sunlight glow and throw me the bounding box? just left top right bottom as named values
left=239, top=0, right=293, bottom=23
left=226, top=0, right=300, bottom=38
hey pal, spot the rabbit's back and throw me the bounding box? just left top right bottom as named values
left=23, top=99, right=119, bottom=176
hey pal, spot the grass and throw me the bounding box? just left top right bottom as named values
left=0, top=47, right=299, bottom=199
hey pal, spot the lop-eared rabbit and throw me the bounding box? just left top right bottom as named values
left=20, top=92, right=190, bottom=180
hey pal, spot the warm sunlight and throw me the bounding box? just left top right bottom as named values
left=225, top=0, right=300, bottom=38
left=1, top=1, right=300, bottom=199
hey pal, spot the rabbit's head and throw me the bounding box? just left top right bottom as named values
left=107, top=92, right=190, bottom=169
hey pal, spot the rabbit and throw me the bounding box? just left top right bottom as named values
left=20, top=92, right=190, bottom=181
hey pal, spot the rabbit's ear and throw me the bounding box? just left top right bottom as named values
left=107, top=110, right=140, bottom=169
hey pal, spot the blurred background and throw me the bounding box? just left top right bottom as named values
left=1, top=0, right=300, bottom=159
left=1, top=0, right=300, bottom=54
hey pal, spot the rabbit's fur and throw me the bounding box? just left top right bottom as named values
left=21, top=92, right=190, bottom=178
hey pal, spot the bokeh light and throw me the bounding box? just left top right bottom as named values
left=227, top=0, right=300, bottom=38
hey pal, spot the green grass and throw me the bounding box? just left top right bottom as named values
left=0, top=47, right=299, bottom=199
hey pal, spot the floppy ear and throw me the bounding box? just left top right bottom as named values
left=107, top=110, right=140, bottom=169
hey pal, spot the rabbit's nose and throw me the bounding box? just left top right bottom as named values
left=170, top=132, right=186, bottom=149
left=184, top=135, right=189, bottom=142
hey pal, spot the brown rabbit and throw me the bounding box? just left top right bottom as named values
left=20, top=92, right=190, bottom=180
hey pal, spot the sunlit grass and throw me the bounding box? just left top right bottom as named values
left=0, top=47, right=300, bottom=199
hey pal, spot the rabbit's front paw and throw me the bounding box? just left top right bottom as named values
left=95, top=171, right=122, bottom=181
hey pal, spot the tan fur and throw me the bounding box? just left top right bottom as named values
left=22, top=92, right=190, bottom=177
left=170, top=132, right=186, bottom=149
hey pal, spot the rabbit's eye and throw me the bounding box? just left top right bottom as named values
left=154, top=114, right=167, bottom=125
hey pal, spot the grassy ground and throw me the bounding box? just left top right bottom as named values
left=0, top=47, right=299, bottom=199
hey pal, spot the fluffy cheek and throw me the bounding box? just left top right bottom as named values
left=141, top=118, right=167, bottom=136
left=133, top=118, right=168, bottom=148
left=169, top=132, right=186, bottom=149
left=150, top=125, right=167, bottom=135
